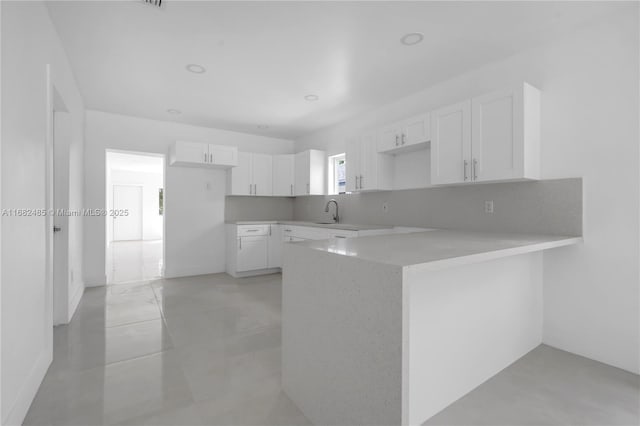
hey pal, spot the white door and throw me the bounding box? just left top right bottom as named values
left=294, top=151, right=309, bottom=196
left=359, top=134, right=376, bottom=191
left=237, top=236, right=268, bottom=271
left=113, top=185, right=143, bottom=241
left=252, top=153, right=273, bottom=196
left=230, top=152, right=252, bottom=195
left=175, top=141, right=207, bottom=164
left=401, top=113, right=430, bottom=147
left=209, top=144, right=237, bottom=167
left=431, top=100, right=472, bottom=185
left=471, top=88, right=521, bottom=182
left=272, top=154, right=295, bottom=196
left=377, top=124, right=400, bottom=153
left=345, top=138, right=360, bottom=192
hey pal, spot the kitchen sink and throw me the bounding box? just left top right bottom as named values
left=314, top=221, right=336, bottom=225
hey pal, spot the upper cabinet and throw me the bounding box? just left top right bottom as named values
left=346, top=133, right=393, bottom=192
left=272, top=154, right=295, bottom=197
left=431, top=83, right=541, bottom=185
left=169, top=141, right=238, bottom=168
left=228, top=152, right=273, bottom=196
left=294, top=149, right=325, bottom=196
left=377, top=113, right=430, bottom=154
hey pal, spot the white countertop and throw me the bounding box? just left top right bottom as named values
left=227, top=220, right=394, bottom=231
left=296, top=229, right=582, bottom=270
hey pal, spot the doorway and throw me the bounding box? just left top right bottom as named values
left=105, top=151, right=164, bottom=284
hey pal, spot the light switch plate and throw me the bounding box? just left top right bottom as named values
left=485, top=200, right=494, bottom=213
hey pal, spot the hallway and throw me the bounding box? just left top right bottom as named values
left=106, top=240, right=164, bottom=284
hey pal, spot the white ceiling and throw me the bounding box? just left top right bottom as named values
left=47, top=1, right=613, bottom=139
left=107, top=151, right=164, bottom=174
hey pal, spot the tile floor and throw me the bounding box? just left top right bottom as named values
left=25, top=273, right=639, bottom=426
left=106, top=240, right=163, bottom=284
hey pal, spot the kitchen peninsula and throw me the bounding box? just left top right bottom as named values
left=282, top=229, right=582, bottom=426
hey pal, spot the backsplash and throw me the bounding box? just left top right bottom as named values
left=292, top=178, right=582, bottom=236
left=225, top=196, right=294, bottom=222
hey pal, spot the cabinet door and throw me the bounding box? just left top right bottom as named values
left=308, top=150, right=326, bottom=195
left=345, top=138, right=360, bottom=192
left=401, top=113, right=430, bottom=147
left=174, top=141, right=207, bottom=164
left=471, top=88, right=522, bottom=182
left=294, top=151, right=310, bottom=196
left=237, top=236, right=268, bottom=271
left=230, top=152, right=252, bottom=195
left=431, top=100, right=472, bottom=185
left=272, top=154, right=295, bottom=196
left=377, top=125, right=401, bottom=153
left=209, top=145, right=238, bottom=167
left=252, top=154, right=273, bottom=196
left=267, top=225, right=282, bottom=268
left=359, top=134, right=377, bottom=191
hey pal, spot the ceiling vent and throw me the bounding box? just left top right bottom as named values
left=143, top=0, right=163, bottom=8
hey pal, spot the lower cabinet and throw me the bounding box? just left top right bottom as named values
left=237, top=236, right=268, bottom=272
left=267, top=224, right=282, bottom=268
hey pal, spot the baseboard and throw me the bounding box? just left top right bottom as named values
left=227, top=267, right=282, bottom=278
left=3, top=348, right=52, bottom=426
left=68, top=283, right=84, bottom=321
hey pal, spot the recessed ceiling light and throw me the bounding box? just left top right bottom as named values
left=304, top=94, right=319, bottom=101
left=257, top=124, right=269, bottom=129
left=186, top=64, right=206, bottom=74
left=167, top=109, right=181, bottom=115
left=400, top=32, right=424, bottom=46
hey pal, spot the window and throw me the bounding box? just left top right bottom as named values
left=328, top=153, right=346, bottom=195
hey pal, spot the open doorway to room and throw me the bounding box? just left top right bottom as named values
left=105, top=151, right=164, bottom=284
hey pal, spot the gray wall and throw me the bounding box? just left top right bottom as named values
left=225, top=196, right=294, bottom=222
left=293, top=178, right=582, bottom=236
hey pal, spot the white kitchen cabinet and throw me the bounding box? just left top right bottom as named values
left=471, top=84, right=540, bottom=182
left=226, top=224, right=278, bottom=277
left=431, top=83, right=540, bottom=186
left=268, top=224, right=282, bottom=268
left=228, top=153, right=273, bottom=196
left=377, top=113, right=430, bottom=154
left=346, top=134, right=393, bottom=192
left=169, top=141, right=238, bottom=168
left=294, top=150, right=325, bottom=196
left=430, top=100, right=472, bottom=185
left=272, top=154, right=295, bottom=196
left=237, top=236, right=268, bottom=272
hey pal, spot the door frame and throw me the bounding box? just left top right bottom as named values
left=112, top=184, right=143, bottom=241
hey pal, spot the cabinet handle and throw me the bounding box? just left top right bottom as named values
left=395, top=135, right=399, bottom=146
left=210, top=153, right=213, bottom=163
left=355, top=175, right=359, bottom=190
left=249, top=184, right=252, bottom=195
left=239, top=238, right=242, bottom=250
left=401, top=134, right=406, bottom=145
left=473, top=158, right=478, bottom=181
left=269, top=225, right=272, bottom=236
left=204, top=152, right=207, bottom=163
left=290, top=184, right=293, bottom=196
left=254, top=183, right=257, bottom=195
left=463, top=160, right=468, bottom=181
left=360, top=174, right=364, bottom=189
left=307, top=183, right=310, bottom=194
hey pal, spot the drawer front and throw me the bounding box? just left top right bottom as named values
left=237, top=224, right=270, bottom=237
left=292, top=226, right=329, bottom=240
left=328, top=230, right=358, bottom=239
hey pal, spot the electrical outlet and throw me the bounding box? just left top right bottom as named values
left=382, top=202, right=389, bottom=213
left=485, top=200, right=494, bottom=214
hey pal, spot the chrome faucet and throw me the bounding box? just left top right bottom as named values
left=324, top=199, right=339, bottom=223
